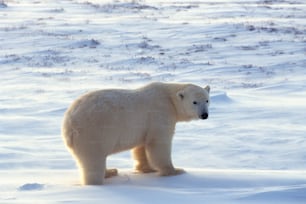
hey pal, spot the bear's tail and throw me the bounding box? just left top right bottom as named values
left=61, top=115, right=77, bottom=149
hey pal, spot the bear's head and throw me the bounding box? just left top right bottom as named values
left=176, top=84, right=210, bottom=121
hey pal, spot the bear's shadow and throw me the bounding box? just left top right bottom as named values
left=103, top=170, right=306, bottom=203
left=105, top=169, right=291, bottom=189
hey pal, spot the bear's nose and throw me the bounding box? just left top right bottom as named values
left=200, top=113, right=208, bottom=120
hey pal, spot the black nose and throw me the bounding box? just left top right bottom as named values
left=200, top=113, right=208, bottom=120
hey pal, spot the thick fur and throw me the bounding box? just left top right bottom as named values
left=62, top=82, right=210, bottom=185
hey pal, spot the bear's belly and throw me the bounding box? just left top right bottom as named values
left=104, top=112, right=148, bottom=154
left=112, top=131, right=146, bottom=154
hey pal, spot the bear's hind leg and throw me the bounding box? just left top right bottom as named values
left=79, top=157, right=106, bottom=185
left=132, top=146, right=156, bottom=173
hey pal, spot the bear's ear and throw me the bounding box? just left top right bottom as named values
left=204, top=85, right=210, bottom=93
left=177, top=90, right=184, bottom=100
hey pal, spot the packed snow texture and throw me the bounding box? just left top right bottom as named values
left=0, top=0, right=306, bottom=203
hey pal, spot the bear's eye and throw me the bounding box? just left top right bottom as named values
left=206, top=100, right=209, bottom=103
left=193, top=101, right=198, bottom=105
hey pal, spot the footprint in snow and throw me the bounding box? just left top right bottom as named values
left=18, top=183, right=44, bottom=191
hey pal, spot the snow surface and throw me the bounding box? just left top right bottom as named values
left=1, top=0, right=306, bottom=203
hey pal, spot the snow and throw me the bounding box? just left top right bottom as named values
left=1, top=0, right=306, bottom=203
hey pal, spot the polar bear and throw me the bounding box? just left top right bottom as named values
left=62, top=82, right=210, bottom=185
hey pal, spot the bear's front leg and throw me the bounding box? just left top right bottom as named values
left=145, top=139, right=185, bottom=176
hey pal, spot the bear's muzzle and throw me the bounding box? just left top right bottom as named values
left=200, top=112, right=208, bottom=120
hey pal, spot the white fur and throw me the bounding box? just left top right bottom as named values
left=62, top=82, right=210, bottom=185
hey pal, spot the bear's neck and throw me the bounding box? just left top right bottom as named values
left=165, top=83, right=192, bottom=122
